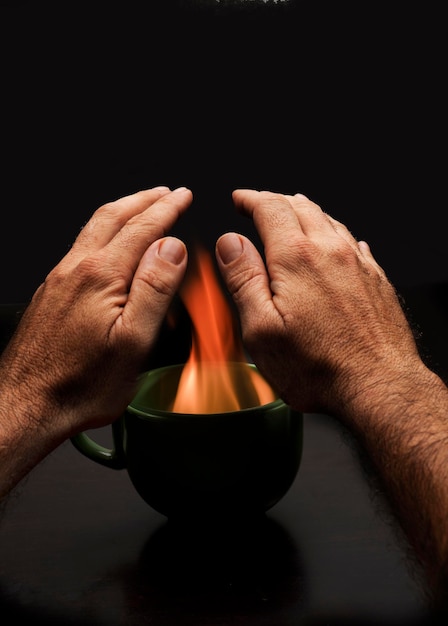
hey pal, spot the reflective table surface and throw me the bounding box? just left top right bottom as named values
left=0, top=282, right=447, bottom=626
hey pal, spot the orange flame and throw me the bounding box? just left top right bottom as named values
left=170, top=243, right=276, bottom=414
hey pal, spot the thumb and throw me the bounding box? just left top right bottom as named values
left=215, top=233, right=276, bottom=335
left=124, top=236, right=188, bottom=343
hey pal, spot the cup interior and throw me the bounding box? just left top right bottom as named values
left=129, top=362, right=283, bottom=417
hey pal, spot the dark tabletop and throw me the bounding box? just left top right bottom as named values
left=0, top=282, right=447, bottom=626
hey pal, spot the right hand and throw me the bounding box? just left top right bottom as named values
left=215, top=189, right=423, bottom=417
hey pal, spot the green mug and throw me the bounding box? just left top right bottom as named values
left=71, top=362, right=303, bottom=519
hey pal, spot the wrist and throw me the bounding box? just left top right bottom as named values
left=334, top=359, right=448, bottom=433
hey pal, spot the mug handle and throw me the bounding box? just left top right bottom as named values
left=70, top=417, right=127, bottom=469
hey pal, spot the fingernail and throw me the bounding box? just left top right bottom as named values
left=217, top=233, right=244, bottom=264
left=358, top=240, right=370, bottom=252
left=172, top=186, right=189, bottom=193
left=158, top=238, right=186, bottom=265
left=154, top=186, right=171, bottom=191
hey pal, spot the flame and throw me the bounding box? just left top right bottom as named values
left=170, top=243, right=276, bottom=414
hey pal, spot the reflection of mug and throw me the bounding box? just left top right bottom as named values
left=71, top=362, right=303, bottom=518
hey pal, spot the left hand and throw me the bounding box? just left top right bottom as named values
left=0, top=187, right=192, bottom=437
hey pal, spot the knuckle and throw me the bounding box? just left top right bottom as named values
left=136, top=270, right=174, bottom=299
left=227, top=264, right=264, bottom=303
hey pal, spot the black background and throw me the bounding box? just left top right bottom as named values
left=0, top=0, right=447, bottom=303
left=1, top=5, right=448, bottom=623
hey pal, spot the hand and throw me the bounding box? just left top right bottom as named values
left=216, top=189, right=422, bottom=417
left=0, top=187, right=192, bottom=439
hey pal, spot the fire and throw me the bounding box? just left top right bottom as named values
left=170, top=243, right=276, bottom=414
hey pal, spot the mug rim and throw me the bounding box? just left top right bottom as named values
left=128, top=362, right=286, bottom=419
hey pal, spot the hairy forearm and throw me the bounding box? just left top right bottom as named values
left=0, top=386, right=69, bottom=501
left=342, top=365, right=448, bottom=602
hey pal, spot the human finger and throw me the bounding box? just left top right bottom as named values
left=358, top=240, right=387, bottom=277
left=215, top=231, right=280, bottom=346
left=232, top=190, right=348, bottom=262
left=117, top=236, right=189, bottom=348
left=231, top=189, right=303, bottom=250
left=324, top=213, right=364, bottom=255
left=105, top=187, right=192, bottom=272
left=285, top=193, right=358, bottom=242
left=62, top=187, right=193, bottom=273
